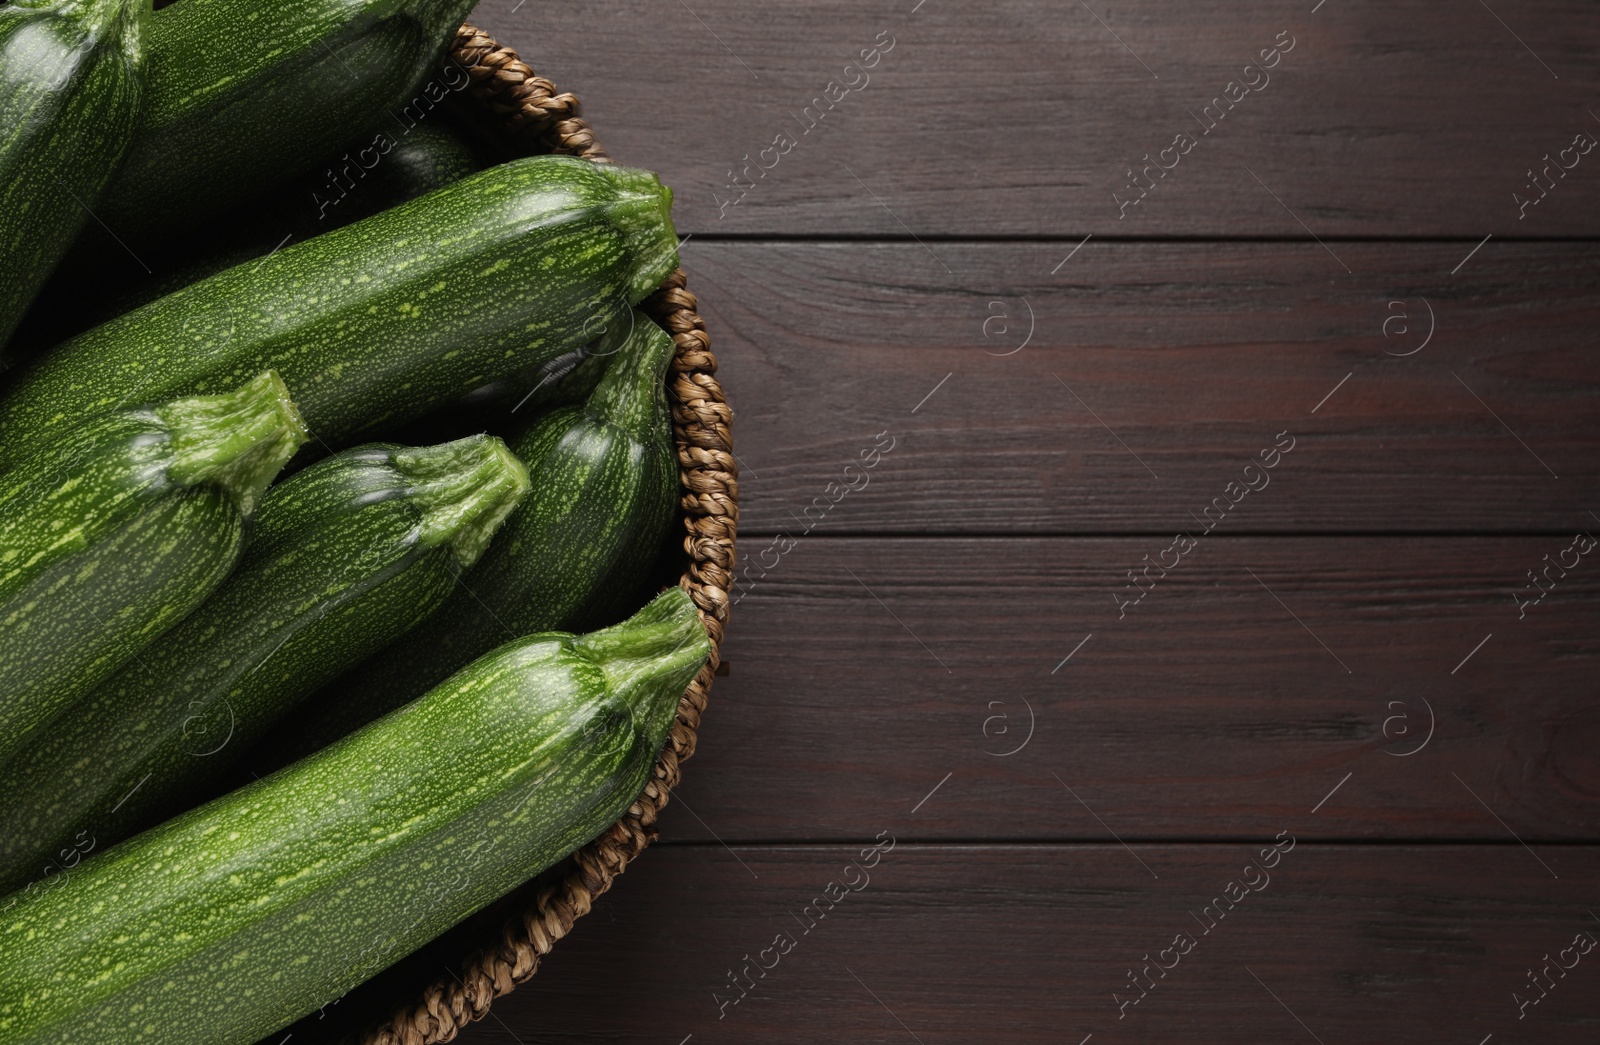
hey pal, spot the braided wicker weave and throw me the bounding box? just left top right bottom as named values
left=350, top=24, right=736, bottom=1045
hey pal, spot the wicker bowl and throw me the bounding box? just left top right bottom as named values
left=274, top=23, right=736, bottom=1045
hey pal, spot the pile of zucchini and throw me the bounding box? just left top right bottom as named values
left=0, top=2, right=708, bottom=1043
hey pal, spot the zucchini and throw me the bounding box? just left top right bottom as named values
left=12, top=120, right=485, bottom=354
left=0, top=371, right=306, bottom=764
left=269, top=308, right=679, bottom=763
left=0, top=433, right=528, bottom=894
left=0, top=155, right=679, bottom=471
left=0, top=587, right=710, bottom=1045
left=96, top=0, right=478, bottom=242
left=0, top=0, right=147, bottom=350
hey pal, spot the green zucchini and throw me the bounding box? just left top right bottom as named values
left=10, top=120, right=485, bottom=355
left=269, top=308, right=679, bottom=763
left=0, top=434, right=528, bottom=895
left=0, top=155, right=678, bottom=472
left=95, top=0, right=478, bottom=243
left=0, top=587, right=709, bottom=1045
left=0, top=0, right=147, bottom=350
left=0, top=371, right=305, bottom=764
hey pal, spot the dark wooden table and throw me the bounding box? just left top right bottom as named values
left=453, top=2, right=1600, bottom=1041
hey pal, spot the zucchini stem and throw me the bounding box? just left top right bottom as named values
left=156, top=369, right=307, bottom=515
left=391, top=434, right=531, bottom=567
left=594, top=164, right=680, bottom=302
left=575, top=587, right=709, bottom=750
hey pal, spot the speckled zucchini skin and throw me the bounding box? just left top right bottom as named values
left=0, top=435, right=528, bottom=894
left=95, top=0, right=477, bottom=242
left=0, top=0, right=146, bottom=350
left=271, top=308, right=680, bottom=762
left=0, top=587, right=710, bottom=1045
left=0, top=156, right=679, bottom=472
left=0, top=372, right=305, bottom=763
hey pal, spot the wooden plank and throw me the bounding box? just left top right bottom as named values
left=407, top=844, right=1599, bottom=1044
left=682, top=240, right=1600, bottom=534
left=689, top=537, right=1597, bottom=840
left=472, top=0, right=1600, bottom=235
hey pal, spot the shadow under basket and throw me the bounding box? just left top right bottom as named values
left=262, top=23, right=737, bottom=1045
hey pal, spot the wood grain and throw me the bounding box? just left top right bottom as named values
left=469, top=0, right=1600, bottom=235
left=671, top=240, right=1600, bottom=535
left=674, top=536, right=1600, bottom=841
left=435, top=843, right=1600, bottom=1044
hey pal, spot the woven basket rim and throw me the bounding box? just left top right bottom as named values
left=353, top=24, right=736, bottom=1045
